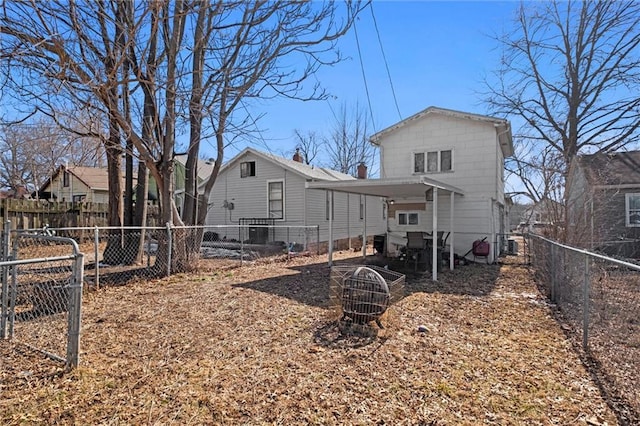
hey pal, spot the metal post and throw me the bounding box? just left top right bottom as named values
left=328, top=191, right=334, bottom=266
left=166, top=222, right=172, bottom=277
left=94, top=226, right=100, bottom=289
left=432, top=188, right=438, bottom=281
left=582, top=253, right=590, bottom=351
left=550, top=243, right=556, bottom=302
left=449, top=192, right=454, bottom=270
left=9, top=240, right=18, bottom=338
left=361, top=196, right=367, bottom=258
left=1, top=221, right=10, bottom=338
left=147, top=231, right=151, bottom=269
left=66, top=252, right=84, bottom=368
left=240, top=225, right=244, bottom=266
left=316, top=225, right=320, bottom=255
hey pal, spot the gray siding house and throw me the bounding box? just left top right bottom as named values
left=566, top=151, right=640, bottom=258
left=205, top=148, right=386, bottom=249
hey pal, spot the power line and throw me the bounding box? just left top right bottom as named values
left=353, top=16, right=377, bottom=134
left=369, top=2, right=402, bottom=122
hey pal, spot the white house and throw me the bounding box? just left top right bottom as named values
left=205, top=148, right=386, bottom=250
left=308, top=106, right=513, bottom=266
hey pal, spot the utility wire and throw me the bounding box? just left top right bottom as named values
left=370, top=2, right=402, bottom=121
left=353, top=16, right=377, bottom=134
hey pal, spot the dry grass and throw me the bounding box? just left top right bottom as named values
left=1, top=250, right=620, bottom=425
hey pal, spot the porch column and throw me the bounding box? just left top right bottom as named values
left=328, top=190, right=334, bottom=266
left=432, top=187, right=438, bottom=281
left=450, top=191, right=455, bottom=270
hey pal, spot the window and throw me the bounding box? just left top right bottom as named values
left=414, top=150, right=453, bottom=173
left=240, top=161, right=256, bottom=178
left=63, top=171, right=70, bottom=187
left=427, top=151, right=438, bottom=172
left=414, top=153, right=425, bottom=173
left=626, top=193, right=640, bottom=227
left=397, top=211, right=419, bottom=225
left=72, top=194, right=85, bottom=203
left=440, top=150, right=452, bottom=171
left=268, top=181, right=284, bottom=219
left=359, top=195, right=364, bottom=220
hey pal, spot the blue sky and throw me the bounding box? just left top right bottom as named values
left=218, top=1, right=519, bottom=163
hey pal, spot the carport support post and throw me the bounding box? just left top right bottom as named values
left=362, top=196, right=367, bottom=258
left=328, top=190, right=334, bottom=266
left=432, top=187, right=438, bottom=281
left=449, top=192, right=454, bottom=270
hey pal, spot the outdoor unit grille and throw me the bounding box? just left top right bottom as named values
left=330, top=265, right=405, bottom=330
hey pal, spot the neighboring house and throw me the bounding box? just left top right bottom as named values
left=205, top=148, right=386, bottom=248
left=566, top=150, right=640, bottom=257
left=38, top=165, right=111, bottom=203
left=369, top=106, right=513, bottom=262
left=519, top=197, right=563, bottom=234
left=173, top=154, right=215, bottom=213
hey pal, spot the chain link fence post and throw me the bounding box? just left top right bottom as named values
left=582, top=253, right=590, bottom=351
left=1, top=220, right=10, bottom=339
left=317, top=225, right=320, bottom=255
left=94, top=226, right=100, bottom=289
left=240, top=225, right=244, bottom=266
left=66, top=251, right=84, bottom=368
left=550, top=243, right=556, bottom=302
left=166, top=222, right=172, bottom=277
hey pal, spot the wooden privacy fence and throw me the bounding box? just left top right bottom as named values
left=0, top=199, right=160, bottom=230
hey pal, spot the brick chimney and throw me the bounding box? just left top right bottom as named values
left=357, top=162, right=367, bottom=179
left=292, top=148, right=303, bottom=163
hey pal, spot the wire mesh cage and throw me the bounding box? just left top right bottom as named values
left=330, top=265, right=405, bottom=335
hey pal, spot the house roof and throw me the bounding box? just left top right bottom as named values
left=577, top=151, right=640, bottom=186
left=220, top=147, right=357, bottom=182
left=40, top=165, right=111, bottom=192
left=368, top=106, right=514, bottom=157
left=174, top=154, right=215, bottom=181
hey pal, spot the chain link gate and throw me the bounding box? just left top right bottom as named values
left=1, top=227, right=84, bottom=368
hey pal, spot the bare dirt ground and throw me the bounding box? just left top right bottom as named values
left=0, top=250, right=622, bottom=425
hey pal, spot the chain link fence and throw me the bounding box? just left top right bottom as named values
left=23, top=224, right=320, bottom=287
left=1, top=229, right=84, bottom=368
left=526, top=233, right=640, bottom=422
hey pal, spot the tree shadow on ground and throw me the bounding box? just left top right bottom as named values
left=232, top=253, right=502, bottom=310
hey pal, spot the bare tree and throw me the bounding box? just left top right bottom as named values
left=325, top=102, right=377, bottom=177
left=0, top=117, right=104, bottom=193
left=1, top=0, right=364, bottom=272
left=293, top=129, right=322, bottom=165
left=485, top=0, right=640, bottom=218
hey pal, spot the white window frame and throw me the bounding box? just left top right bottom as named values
left=412, top=149, right=453, bottom=174
left=396, top=211, right=420, bottom=226
left=267, top=180, right=285, bottom=220
left=625, top=193, right=640, bottom=227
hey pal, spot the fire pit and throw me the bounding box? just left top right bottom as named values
left=330, top=265, right=405, bottom=333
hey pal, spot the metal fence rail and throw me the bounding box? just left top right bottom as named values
left=526, top=233, right=640, bottom=421
left=1, top=231, right=84, bottom=368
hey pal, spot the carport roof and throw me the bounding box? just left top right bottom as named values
left=305, top=176, right=464, bottom=198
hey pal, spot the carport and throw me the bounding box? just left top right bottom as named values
left=305, top=176, right=464, bottom=281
